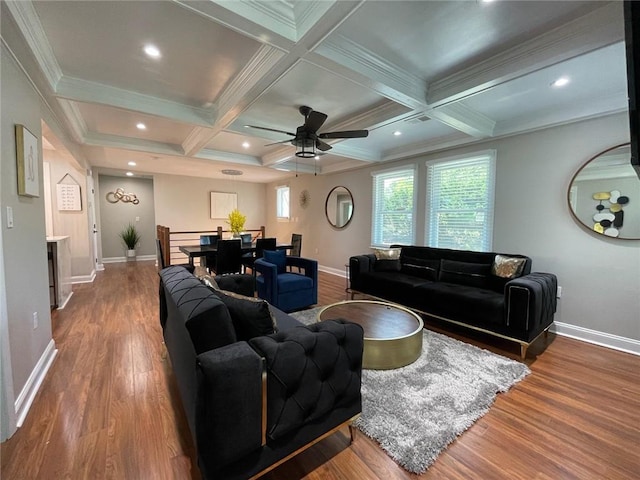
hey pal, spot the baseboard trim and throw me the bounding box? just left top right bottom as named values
left=71, top=270, right=96, bottom=284
left=57, top=291, right=73, bottom=310
left=102, top=255, right=156, bottom=264
left=14, top=339, right=57, bottom=427
left=319, top=265, right=346, bottom=277
left=550, top=322, right=639, bottom=356
left=97, top=263, right=105, bottom=271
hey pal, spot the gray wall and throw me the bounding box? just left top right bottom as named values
left=97, top=175, right=156, bottom=259
left=1, top=43, right=54, bottom=438
left=266, top=113, right=640, bottom=343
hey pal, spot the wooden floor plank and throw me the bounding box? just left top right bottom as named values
left=2, top=262, right=639, bottom=479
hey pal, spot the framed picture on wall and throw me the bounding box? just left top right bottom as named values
left=210, top=191, right=237, bottom=219
left=15, top=124, right=40, bottom=197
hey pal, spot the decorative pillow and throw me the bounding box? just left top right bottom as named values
left=373, top=247, right=402, bottom=272
left=492, top=255, right=527, bottom=279
left=401, top=256, right=439, bottom=281
left=263, top=249, right=286, bottom=274
left=215, top=289, right=278, bottom=341
left=439, top=259, right=491, bottom=289
left=198, top=274, right=220, bottom=291
left=373, top=247, right=401, bottom=260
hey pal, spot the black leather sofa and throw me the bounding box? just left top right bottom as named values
left=159, top=266, right=364, bottom=480
left=349, top=246, right=557, bottom=358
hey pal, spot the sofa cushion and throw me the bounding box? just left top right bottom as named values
left=401, top=256, right=439, bottom=281
left=277, top=273, right=314, bottom=294
left=373, top=247, right=401, bottom=272
left=492, top=254, right=527, bottom=278
left=214, top=289, right=277, bottom=341
left=263, top=249, right=286, bottom=274
left=414, top=282, right=505, bottom=326
left=439, top=259, right=491, bottom=289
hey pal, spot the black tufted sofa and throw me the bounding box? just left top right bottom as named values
left=350, top=246, right=558, bottom=358
left=159, top=266, right=364, bottom=480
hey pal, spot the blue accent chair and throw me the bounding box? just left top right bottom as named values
left=255, top=250, right=318, bottom=312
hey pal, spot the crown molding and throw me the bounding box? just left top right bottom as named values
left=4, top=0, right=62, bottom=89
left=382, top=132, right=475, bottom=162
left=210, top=0, right=297, bottom=42
left=84, top=132, right=184, bottom=156
left=55, top=76, right=216, bottom=127
left=427, top=2, right=625, bottom=107
left=56, top=99, right=88, bottom=144
left=429, top=102, right=496, bottom=138
left=293, top=1, right=337, bottom=42
left=320, top=158, right=371, bottom=175
left=314, top=34, right=426, bottom=109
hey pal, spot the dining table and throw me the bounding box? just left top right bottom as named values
left=179, top=241, right=292, bottom=267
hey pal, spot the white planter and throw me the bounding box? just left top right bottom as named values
left=126, top=249, right=137, bottom=260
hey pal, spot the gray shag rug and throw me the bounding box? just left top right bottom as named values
left=290, top=307, right=530, bottom=474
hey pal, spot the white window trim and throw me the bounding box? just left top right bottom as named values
left=371, top=163, right=417, bottom=247
left=275, top=184, right=290, bottom=221
left=425, top=150, right=496, bottom=252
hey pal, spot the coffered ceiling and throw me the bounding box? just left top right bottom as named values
left=1, top=0, right=629, bottom=182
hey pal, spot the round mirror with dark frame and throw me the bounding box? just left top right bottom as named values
left=568, top=143, right=640, bottom=240
left=325, top=186, right=354, bottom=229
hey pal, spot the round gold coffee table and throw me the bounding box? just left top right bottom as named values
left=318, top=300, right=423, bottom=370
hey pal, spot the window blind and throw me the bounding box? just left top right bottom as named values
left=426, top=153, right=495, bottom=251
left=371, top=166, right=415, bottom=246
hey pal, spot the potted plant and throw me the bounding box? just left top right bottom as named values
left=226, top=209, right=246, bottom=238
left=119, top=223, right=141, bottom=259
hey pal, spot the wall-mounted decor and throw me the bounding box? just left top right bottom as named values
left=15, top=124, right=39, bottom=197
left=106, top=187, right=139, bottom=205
left=325, top=186, right=354, bottom=229
left=568, top=143, right=640, bottom=240
left=299, top=189, right=310, bottom=208
left=56, top=173, right=82, bottom=211
left=210, top=191, right=237, bottom=219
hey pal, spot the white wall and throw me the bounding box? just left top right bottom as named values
left=1, top=43, right=56, bottom=437
left=153, top=173, right=267, bottom=232
left=267, top=113, right=640, bottom=345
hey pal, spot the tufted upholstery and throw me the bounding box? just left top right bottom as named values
left=507, top=272, right=558, bottom=340
left=249, top=319, right=363, bottom=441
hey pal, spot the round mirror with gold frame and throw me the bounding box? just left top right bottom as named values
left=568, top=143, right=640, bottom=240
left=325, top=186, right=354, bottom=229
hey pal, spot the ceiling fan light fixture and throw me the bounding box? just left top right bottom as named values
left=295, top=142, right=316, bottom=158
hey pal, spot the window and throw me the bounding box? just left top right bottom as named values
left=276, top=185, right=290, bottom=219
left=425, top=151, right=496, bottom=251
left=371, top=166, right=416, bottom=246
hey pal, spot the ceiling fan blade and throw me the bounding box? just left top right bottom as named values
left=304, top=111, right=328, bottom=133
left=319, top=129, right=369, bottom=139
left=316, top=139, right=332, bottom=151
left=244, top=125, right=296, bottom=136
left=264, top=139, right=294, bottom=147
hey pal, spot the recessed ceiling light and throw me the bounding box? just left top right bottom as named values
left=143, top=44, right=161, bottom=59
left=136, top=123, right=146, bottom=130
left=126, top=172, right=134, bottom=177
left=551, top=76, right=570, bottom=88
left=221, top=169, right=243, bottom=176
left=242, top=141, right=250, bottom=148
left=393, top=131, right=402, bottom=136
left=128, top=161, right=137, bottom=166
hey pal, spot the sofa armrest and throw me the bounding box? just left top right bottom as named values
left=506, top=272, right=558, bottom=340
left=255, top=258, right=278, bottom=302
left=349, top=254, right=375, bottom=290
left=249, top=319, right=363, bottom=442
left=195, top=342, right=264, bottom=472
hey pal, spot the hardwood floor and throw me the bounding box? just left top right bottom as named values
left=2, top=262, right=639, bottom=479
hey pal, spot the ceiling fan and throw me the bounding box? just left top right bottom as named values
left=245, top=105, right=369, bottom=158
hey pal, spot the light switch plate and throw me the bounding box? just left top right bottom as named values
left=6, top=206, right=14, bottom=228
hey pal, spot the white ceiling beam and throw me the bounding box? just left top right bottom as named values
left=56, top=76, right=216, bottom=127
left=195, top=148, right=263, bottom=166
left=84, top=132, right=185, bottom=156
left=427, top=2, right=625, bottom=107
left=429, top=103, right=496, bottom=138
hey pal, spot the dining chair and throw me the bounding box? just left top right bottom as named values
left=241, top=237, right=276, bottom=275
left=156, top=239, right=194, bottom=273
left=200, top=234, right=219, bottom=246
left=211, top=239, right=243, bottom=275
left=289, top=233, right=302, bottom=272
left=240, top=233, right=253, bottom=247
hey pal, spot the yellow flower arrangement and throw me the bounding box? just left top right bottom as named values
left=226, top=208, right=246, bottom=235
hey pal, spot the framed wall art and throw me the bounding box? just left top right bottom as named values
left=210, top=191, right=237, bottom=219
left=15, top=124, right=39, bottom=197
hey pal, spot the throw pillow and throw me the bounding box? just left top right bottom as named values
left=373, top=247, right=402, bottom=272
left=492, top=254, right=527, bottom=279
left=263, top=249, right=286, bottom=274
left=401, top=256, right=439, bottom=281
left=198, top=274, right=220, bottom=291
left=439, top=259, right=491, bottom=289
left=216, top=289, right=277, bottom=341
